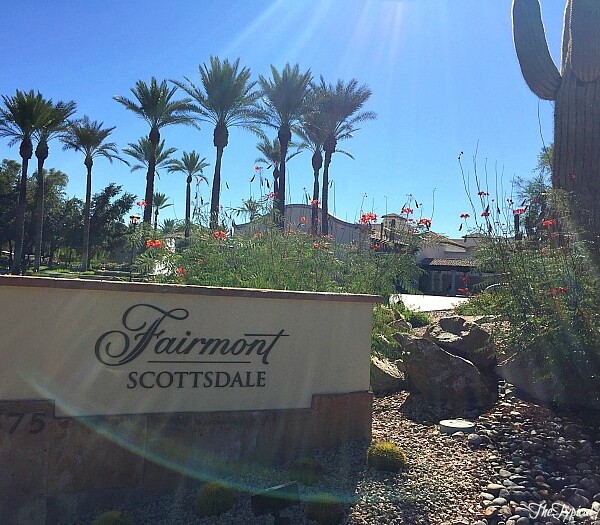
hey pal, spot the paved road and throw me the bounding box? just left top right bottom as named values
left=392, top=293, right=469, bottom=312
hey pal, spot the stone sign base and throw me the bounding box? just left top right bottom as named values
left=0, top=392, right=371, bottom=524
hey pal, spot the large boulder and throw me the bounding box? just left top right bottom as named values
left=424, top=316, right=496, bottom=373
left=395, top=333, right=497, bottom=410
left=370, top=356, right=409, bottom=393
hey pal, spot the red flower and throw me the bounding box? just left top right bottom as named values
left=570, top=173, right=576, bottom=181
left=481, top=211, right=490, bottom=217
left=457, top=287, right=469, bottom=295
left=417, top=218, right=432, bottom=228
left=299, top=216, right=307, bottom=224
left=549, top=286, right=567, bottom=297
left=254, top=165, right=260, bottom=171
left=267, top=192, right=276, bottom=199
left=176, top=267, right=187, bottom=277
left=213, top=230, right=228, bottom=240
left=137, top=200, right=147, bottom=208
left=254, top=232, right=263, bottom=239
left=370, top=243, right=380, bottom=251
left=543, top=219, right=557, bottom=228
left=146, top=239, right=162, bottom=249
left=513, top=208, right=526, bottom=215
left=477, top=191, right=489, bottom=197
left=359, top=212, right=377, bottom=225
left=401, top=207, right=414, bottom=215
left=460, top=213, right=470, bottom=219
left=311, top=199, right=319, bottom=207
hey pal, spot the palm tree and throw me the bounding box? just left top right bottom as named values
left=0, top=90, right=51, bottom=274
left=31, top=99, right=77, bottom=271
left=258, top=63, right=312, bottom=227
left=313, top=77, right=375, bottom=235
left=123, top=137, right=177, bottom=177
left=61, top=116, right=128, bottom=271
left=114, top=77, right=194, bottom=224
left=152, top=192, right=172, bottom=234
left=172, top=56, right=262, bottom=229
left=255, top=137, right=300, bottom=223
left=166, top=150, right=209, bottom=238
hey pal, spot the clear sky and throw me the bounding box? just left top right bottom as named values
left=0, top=0, right=565, bottom=238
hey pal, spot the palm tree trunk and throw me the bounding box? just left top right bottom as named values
left=12, top=139, right=33, bottom=275
left=277, top=125, right=292, bottom=229
left=33, top=142, right=48, bottom=272
left=185, top=176, right=192, bottom=239
left=210, top=146, right=224, bottom=229
left=154, top=209, right=159, bottom=235
left=144, top=127, right=160, bottom=224
left=321, top=151, right=333, bottom=236
left=81, top=159, right=93, bottom=271
left=311, top=149, right=322, bottom=236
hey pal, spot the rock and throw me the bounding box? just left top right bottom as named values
left=370, top=355, right=408, bottom=393
left=492, top=497, right=508, bottom=506
left=567, top=492, right=590, bottom=508
left=424, top=317, right=497, bottom=372
left=395, top=333, right=498, bottom=409
left=468, top=433, right=483, bottom=448
left=486, top=484, right=505, bottom=496
left=389, top=318, right=412, bottom=332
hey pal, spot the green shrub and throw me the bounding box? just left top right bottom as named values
left=453, top=291, right=500, bottom=316
left=391, top=301, right=431, bottom=328
left=288, top=457, right=326, bottom=485
left=366, top=441, right=408, bottom=473
left=193, top=481, right=237, bottom=517
left=305, top=493, right=344, bottom=525
left=92, top=511, right=134, bottom=525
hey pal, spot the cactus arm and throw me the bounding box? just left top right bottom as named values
left=512, top=0, right=561, bottom=100
left=560, top=0, right=571, bottom=74
left=568, top=0, right=600, bottom=82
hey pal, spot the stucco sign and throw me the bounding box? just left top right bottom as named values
left=0, top=278, right=377, bottom=417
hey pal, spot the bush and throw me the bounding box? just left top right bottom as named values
left=193, top=481, right=237, bottom=517
left=288, top=457, right=326, bottom=485
left=366, top=441, right=408, bottom=473
left=305, top=493, right=344, bottom=525
left=391, top=301, right=431, bottom=328
left=92, top=511, right=134, bottom=525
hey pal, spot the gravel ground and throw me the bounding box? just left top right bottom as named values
left=73, top=386, right=600, bottom=525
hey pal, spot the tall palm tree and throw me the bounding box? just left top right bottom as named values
left=166, top=150, right=209, bottom=238
left=172, top=56, right=262, bottom=229
left=33, top=99, right=77, bottom=270
left=152, top=192, right=172, bottom=234
left=0, top=90, right=51, bottom=274
left=61, top=116, right=128, bottom=271
left=114, top=77, right=194, bottom=224
left=123, top=137, right=177, bottom=177
left=258, top=63, right=312, bottom=227
left=313, top=77, right=375, bottom=235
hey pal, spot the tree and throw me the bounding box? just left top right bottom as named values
left=312, top=77, right=375, bottom=235
left=513, top=0, right=600, bottom=254
left=172, top=57, right=262, bottom=229
left=114, top=78, right=193, bottom=224
left=32, top=98, right=76, bottom=270
left=166, top=150, right=209, bottom=237
left=61, top=116, right=127, bottom=270
left=88, top=183, right=136, bottom=262
left=0, top=90, right=51, bottom=274
left=258, top=64, right=313, bottom=227
left=152, top=192, right=172, bottom=234
left=0, top=159, right=20, bottom=259
left=254, top=137, right=300, bottom=224
left=123, top=137, right=176, bottom=179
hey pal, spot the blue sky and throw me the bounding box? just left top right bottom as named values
left=0, top=0, right=564, bottom=237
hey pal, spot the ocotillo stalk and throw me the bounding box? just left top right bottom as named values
left=513, top=0, right=600, bottom=249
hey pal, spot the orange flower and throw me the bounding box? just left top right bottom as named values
left=311, top=199, right=319, bottom=207
left=213, top=230, right=228, bottom=240
left=145, top=239, right=162, bottom=248
left=513, top=208, right=526, bottom=215
left=543, top=219, right=557, bottom=228
left=417, top=218, right=432, bottom=228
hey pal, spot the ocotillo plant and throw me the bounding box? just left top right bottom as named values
left=513, top=0, right=600, bottom=252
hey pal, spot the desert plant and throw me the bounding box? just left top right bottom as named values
left=288, top=457, right=326, bottom=485
left=391, top=301, right=431, bottom=328
left=193, top=481, right=237, bottom=517
left=92, top=510, right=134, bottom=525
left=513, top=0, right=600, bottom=256
left=305, top=493, right=344, bottom=525
left=366, top=441, right=408, bottom=473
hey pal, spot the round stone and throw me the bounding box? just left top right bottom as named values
left=439, top=419, right=476, bottom=434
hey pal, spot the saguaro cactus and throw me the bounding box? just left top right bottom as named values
left=513, top=0, right=600, bottom=244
